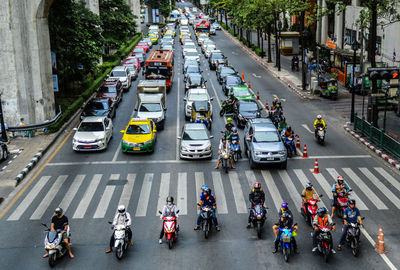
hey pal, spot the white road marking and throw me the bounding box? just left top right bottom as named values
left=252, top=73, right=261, bottom=78
left=212, top=172, right=228, bottom=214
left=326, top=168, right=368, bottom=210
left=176, top=79, right=181, bottom=160
left=177, top=172, right=187, bottom=215
left=73, top=174, right=102, bottom=219
left=30, top=175, right=68, bottom=220
left=156, top=173, right=170, bottom=215
left=195, top=172, right=205, bottom=213
left=244, top=170, right=256, bottom=189
left=228, top=171, right=247, bottom=214
left=343, top=168, right=388, bottom=210
left=294, top=169, right=326, bottom=208
left=110, top=174, right=120, bottom=180
left=261, top=170, right=283, bottom=212
left=135, top=173, right=154, bottom=217
left=360, top=168, right=400, bottom=209
left=111, top=104, right=136, bottom=162
left=8, top=176, right=51, bottom=221
left=310, top=170, right=333, bottom=199
left=59, top=175, right=85, bottom=213
left=278, top=170, right=301, bottom=212
left=374, top=167, right=400, bottom=193
left=209, top=78, right=227, bottom=124
left=119, top=174, right=136, bottom=211
left=301, top=124, right=314, bottom=134
left=93, top=185, right=116, bottom=219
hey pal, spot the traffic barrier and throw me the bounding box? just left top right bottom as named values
left=303, top=144, right=308, bottom=158
left=296, top=136, right=300, bottom=148
left=313, top=159, right=320, bottom=173
left=375, top=227, right=387, bottom=254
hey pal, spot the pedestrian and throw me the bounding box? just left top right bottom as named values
left=17, top=118, right=26, bottom=137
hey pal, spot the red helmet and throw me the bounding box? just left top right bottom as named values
left=253, top=182, right=261, bottom=190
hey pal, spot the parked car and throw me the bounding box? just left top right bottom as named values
left=185, top=73, right=206, bottom=91
left=72, top=116, right=113, bottom=152
left=222, top=75, right=244, bottom=95
left=184, top=88, right=213, bottom=120
left=216, top=65, right=237, bottom=84
left=80, top=98, right=116, bottom=120
left=243, top=119, right=287, bottom=169
left=96, top=78, right=123, bottom=104
left=233, top=99, right=262, bottom=128
left=178, top=123, right=213, bottom=159
left=109, top=66, right=132, bottom=90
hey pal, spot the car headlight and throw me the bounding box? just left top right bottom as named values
left=187, top=105, right=192, bottom=110
left=181, top=146, right=188, bottom=151
left=73, top=138, right=77, bottom=143
left=278, top=150, right=286, bottom=155
left=254, top=151, right=262, bottom=156
left=143, top=140, right=153, bottom=145
left=206, top=145, right=212, bottom=151
left=238, top=114, right=244, bottom=120
left=96, top=138, right=104, bottom=143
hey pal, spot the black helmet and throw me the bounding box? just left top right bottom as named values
left=281, top=212, right=289, bottom=219
left=287, top=126, right=292, bottom=132
left=55, top=207, right=63, bottom=215
left=203, top=187, right=210, bottom=194
left=317, top=207, right=327, bottom=216
left=167, top=196, right=174, bottom=204
left=349, top=199, right=356, bottom=206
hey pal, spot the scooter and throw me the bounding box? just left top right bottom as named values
left=344, top=217, right=365, bottom=257
left=279, top=226, right=296, bottom=262
left=220, top=149, right=229, bottom=173
left=284, top=136, right=296, bottom=158
left=301, top=195, right=323, bottom=227
left=108, top=222, right=130, bottom=260
left=291, top=60, right=299, bottom=71
left=42, top=223, right=68, bottom=267
left=336, top=190, right=352, bottom=218
left=249, top=204, right=267, bottom=239
left=230, top=139, right=240, bottom=163
left=315, top=225, right=334, bottom=263
left=158, top=210, right=180, bottom=249
left=315, top=125, right=326, bottom=144
left=220, top=100, right=234, bottom=116
left=198, top=205, right=214, bottom=239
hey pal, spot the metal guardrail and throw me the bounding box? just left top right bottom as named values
left=7, top=107, right=62, bottom=132
left=353, top=112, right=400, bottom=159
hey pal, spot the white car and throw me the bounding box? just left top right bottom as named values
left=72, top=116, right=113, bottom=151
left=184, top=51, right=200, bottom=62
left=109, top=66, right=132, bottom=90
left=178, top=123, right=213, bottom=160
left=204, top=45, right=217, bottom=58
left=182, top=48, right=198, bottom=57
left=184, top=88, right=213, bottom=120
left=197, top=34, right=209, bottom=46
left=201, top=40, right=215, bottom=53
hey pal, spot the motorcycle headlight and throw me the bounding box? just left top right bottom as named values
left=187, top=105, right=192, bottom=110
left=257, top=215, right=262, bottom=219
left=223, top=153, right=228, bottom=159
left=254, top=151, right=261, bottom=156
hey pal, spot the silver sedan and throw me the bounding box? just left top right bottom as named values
left=178, top=123, right=213, bottom=159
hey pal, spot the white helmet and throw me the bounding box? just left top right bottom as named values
left=317, top=115, right=322, bottom=119
left=118, top=205, right=126, bottom=214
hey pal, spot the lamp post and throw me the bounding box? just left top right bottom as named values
left=350, top=39, right=360, bottom=123
left=277, top=21, right=282, bottom=71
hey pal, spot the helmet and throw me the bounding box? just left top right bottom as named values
left=281, top=212, right=289, bottom=219
left=306, top=182, right=313, bottom=190
left=253, top=182, right=261, bottom=190
left=231, top=127, right=238, bottom=133
left=317, top=114, right=322, bottom=120
left=54, top=207, right=63, bottom=215
left=337, top=175, right=344, bottom=183
left=201, top=185, right=209, bottom=191
left=118, top=205, right=126, bottom=214
left=167, top=196, right=174, bottom=204
left=230, top=93, right=235, bottom=98
left=273, top=97, right=278, bottom=101
left=349, top=199, right=356, bottom=206
left=317, top=207, right=327, bottom=216
left=287, top=126, right=292, bottom=132
left=281, top=202, right=288, bottom=209
left=221, top=136, right=227, bottom=142
left=227, top=117, right=232, bottom=124
left=203, top=187, right=210, bottom=194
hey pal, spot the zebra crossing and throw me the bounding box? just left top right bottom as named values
left=5, top=167, right=400, bottom=221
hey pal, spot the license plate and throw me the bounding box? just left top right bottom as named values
left=266, top=157, right=274, bottom=161
left=84, top=146, right=92, bottom=149
left=192, top=155, right=199, bottom=158
left=133, top=147, right=140, bottom=151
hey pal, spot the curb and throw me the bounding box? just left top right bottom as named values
left=221, top=27, right=311, bottom=100
left=14, top=150, right=44, bottom=186
left=344, top=122, right=400, bottom=171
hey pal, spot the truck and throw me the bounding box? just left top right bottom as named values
left=135, top=80, right=167, bottom=129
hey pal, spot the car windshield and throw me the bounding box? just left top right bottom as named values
left=138, top=42, right=148, bottom=47
left=125, top=65, right=136, bottom=71
left=234, top=89, right=250, bottom=96
left=110, top=71, right=126, bottom=77
left=78, top=122, right=104, bottom=132
left=253, top=131, right=280, bottom=142
left=190, top=75, right=202, bottom=84
left=187, top=66, right=199, bottom=73
left=134, top=48, right=144, bottom=53
left=88, top=101, right=108, bottom=110
left=189, top=93, right=208, bottom=101
left=182, top=129, right=208, bottom=140
left=226, top=76, right=241, bottom=85
left=99, top=86, right=117, bottom=93
left=124, top=58, right=138, bottom=64
left=134, top=53, right=144, bottom=59
left=211, top=53, right=224, bottom=59
left=221, top=68, right=235, bottom=75
left=206, top=45, right=216, bottom=51
left=186, top=51, right=198, bottom=57
left=139, top=103, right=162, bottom=112
left=126, top=124, right=150, bottom=134
left=199, top=34, right=208, bottom=38
left=183, top=45, right=196, bottom=49
left=240, top=102, right=258, bottom=111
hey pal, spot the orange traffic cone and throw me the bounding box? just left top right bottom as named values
left=375, top=227, right=387, bottom=254
left=313, top=159, right=320, bottom=173
left=302, top=144, right=308, bottom=158
left=248, top=80, right=251, bottom=88
left=257, top=90, right=260, bottom=100
left=241, top=72, right=244, bottom=80
left=265, top=101, right=269, bottom=110
left=296, top=136, right=300, bottom=149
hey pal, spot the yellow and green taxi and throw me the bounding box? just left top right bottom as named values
left=164, top=30, right=175, bottom=37
left=147, top=33, right=159, bottom=44
left=120, top=118, right=157, bottom=153
left=179, top=31, right=190, bottom=39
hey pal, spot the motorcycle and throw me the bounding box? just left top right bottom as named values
left=315, top=225, right=334, bottom=263
left=315, top=125, right=326, bottom=144
left=249, top=204, right=267, bottom=238
left=198, top=204, right=214, bottom=239
left=291, top=60, right=299, bottom=71
left=220, top=100, right=234, bottom=116
left=230, top=139, right=240, bottom=163
left=220, top=149, right=229, bottom=173
left=42, top=223, right=68, bottom=267
left=158, top=210, right=180, bottom=249
left=108, top=222, right=130, bottom=260
left=344, top=217, right=364, bottom=257
left=336, top=190, right=352, bottom=218
left=284, top=136, right=296, bottom=158
left=301, top=195, right=323, bottom=227
left=279, top=225, right=296, bottom=262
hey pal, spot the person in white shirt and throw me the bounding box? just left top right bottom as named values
left=105, top=205, right=133, bottom=253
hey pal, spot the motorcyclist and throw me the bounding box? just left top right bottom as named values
left=215, top=136, right=235, bottom=169
left=229, top=126, right=242, bottom=158
left=194, top=187, right=221, bottom=231
left=225, top=117, right=235, bottom=135
left=278, top=202, right=293, bottom=221
left=313, top=114, right=326, bottom=136
left=224, top=94, right=237, bottom=113
left=312, top=207, right=335, bottom=252
left=331, top=175, right=351, bottom=218
left=272, top=212, right=299, bottom=254
left=200, top=185, right=215, bottom=200
left=105, top=205, right=133, bottom=253
left=337, top=199, right=363, bottom=251
left=301, top=182, right=320, bottom=212
left=284, top=126, right=294, bottom=138
left=277, top=117, right=288, bottom=132
left=247, top=182, right=266, bottom=228
left=291, top=55, right=299, bottom=71
left=159, top=196, right=179, bottom=244
left=43, top=207, right=74, bottom=259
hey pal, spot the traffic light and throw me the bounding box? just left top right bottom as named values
left=368, top=67, right=400, bottom=81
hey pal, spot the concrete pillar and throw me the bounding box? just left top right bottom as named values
left=335, top=4, right=344, bottom=49
left=127, top=0, right=141, bottom=32
left=321, top=0, right=328, bottom=43
left=352, top=0, right=361, bottom=6
left=84, top=0, right=99, bottom=15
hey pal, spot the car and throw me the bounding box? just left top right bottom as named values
left=184, top=51, right=200, bottom=62
left=122, top=56, right=140, bottom=71
left=228, top=86, right=255, bottom=101
left=161, top=37, right=174, bottom=45
left=179, top=31, right=191, bottom=39
left=182, top=48, right=198, bottom=57
left=183, top=59, right=199, bottom=72
left=143, top=38, right=153, bottom=48
left=244, top=119, right=287, bottom=169
left=189, top=16, right=196, bottom=25
left=0, top=142, right=8, bottom=161
left=185, top=73, right=206, bottom=91
left=216, top=65, right=237, bottom=84
left=212, top=22, right=221, bottom=30
left=161, top=44, right=174, bottom=51
left=210, top=26, right=216, bottom=35
left=184, top=88, right=213, bottom=120
left=182, top=43, right=196, bottom=51
left=120, top=118, right=157, bottom=153
left=184, top=65, right=201, bottom=79
left=201, top=40, right=215, bottom=53
left=72, top=116, right=113, bottom=152
left=80, top=98, right=116, bottom=120
left=96, top=78, right=123, bottom=104
left=164, top=30, right=175, bottom=37
left=197, top=33, right=209, bottom=45
left=109, top=66, right=132, bottom=90
left=124, top=64, right=138, bottom=80
left=222, top=75, right=244, bottom=95
left=136, top=41, right=150, bottom=53
left=233, top=100, right=262, bottom=128
left=204, top=45, right=217, bottom=58
left=133, top=52, right=145, bottom=66
left=209, top=51, right=227, bottom=70
left=181, top=35, right=192, bottom=44
left=148, top=33, right=159, bottom=44
left=132, top=47, right=146, bottom=55
left=178, top=123, right=213, bottom=160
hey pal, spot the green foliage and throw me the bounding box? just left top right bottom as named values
left=255, top=47, right=266, bottom=57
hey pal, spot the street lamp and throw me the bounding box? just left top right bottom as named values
left=277, top=21, right=282, bottom=71
left=350, top=39, right=360, bottom=123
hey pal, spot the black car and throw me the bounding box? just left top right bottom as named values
left=185, top=73, right=206, bottom=91
left=184, top=65, right=201, bottom=80
left=80, top=98, right=116, bottom=120
left=222, top=75, right=244, bottom=95
left=209, top=52, right=227, bottom=70
left=234, top=100, right=262, bottom=128
left=216, top=65, right=237, bottom=84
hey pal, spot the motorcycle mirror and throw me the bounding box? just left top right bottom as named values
left=108, top=221, right=112, bottom=224
left=125, top=219, right=129, bottom=222
left=158, top=211, right=162, bottom=214
left=197, top=203, right=201, bottom=206
left=176, top=210, right=180, bottom=214
left=319, top=194, right=323, bottom=197
left=41, top=223, right=48, bottom=228
left=361, top=217, right=365, bottom=220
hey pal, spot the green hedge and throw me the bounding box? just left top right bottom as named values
left=48, top=33, right=142, bottom=133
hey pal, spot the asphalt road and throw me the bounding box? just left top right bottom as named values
left=0, top=3, right=400, bottom=269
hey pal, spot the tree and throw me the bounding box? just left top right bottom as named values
left=48, top=0, right=104, bottom=92
left=100, top=0, right=136, bottom=54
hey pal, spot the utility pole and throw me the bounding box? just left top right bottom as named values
left=300, top=10, right=306, bottom=90
left=351, top=40, right=360, bottom=122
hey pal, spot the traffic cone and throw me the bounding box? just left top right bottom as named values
left=313, top=159, right=320, bottom=173
left=257, top=90, right=260, bottom=100
left=296, top=136, right=300, bottom=148
left=241, top=72, right=244, bottom=80
left=375, top=227, right=387, bottom=254
left=248, top=80, right=251, bottom=88
left=302, top=144, right=308, bottom=158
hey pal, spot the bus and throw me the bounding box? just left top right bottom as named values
left=145, top=49, right=174, bottom=90
left=195, top=20, right=210, bottom=33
